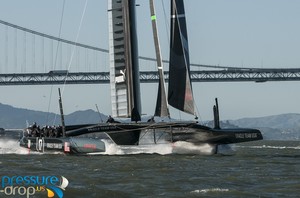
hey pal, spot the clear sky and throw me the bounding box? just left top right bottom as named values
left=0, top=0, right=300, bottom=122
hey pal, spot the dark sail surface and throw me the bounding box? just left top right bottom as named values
left=168, top=0, right=195, bottom=115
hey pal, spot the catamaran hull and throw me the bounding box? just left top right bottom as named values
left=19, top=122, right=262, bottom=154
left=65, top=122, right=263, bottom=146
left=105, top=131, right=140, bottom=145
left=19, top=137, right=106, bottom=155
left=168, top=128, right=263, bottom=145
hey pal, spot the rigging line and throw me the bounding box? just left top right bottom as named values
left=62, top=0, right=89, bottom=90
left=110, top=122, right=185, bottom=133
left=54, top=0, right=66, bottom=71
left=161, top=0, right=170, bottom=50
left=111, top=123, right=159, bottom=133
left=54, top=0, right=89, bottom=125
left=47, top=0, right=66, bottom=125
left=193, top=101, right=203, bottom=123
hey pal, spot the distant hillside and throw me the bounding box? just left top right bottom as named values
left=230, top=114, right=300, bottom=140
left=65, top=109, right=107, bottom=125
left=231, top=113, right=300, bottom=129
left=0, top=103, right=107, bottom=129
left=0, top=103, right=299, bottom=140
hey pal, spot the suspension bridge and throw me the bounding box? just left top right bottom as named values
left=1, top=19, right=300, bottom=86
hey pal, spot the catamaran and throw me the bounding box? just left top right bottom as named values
left=19, top=0, right=262, bottom=154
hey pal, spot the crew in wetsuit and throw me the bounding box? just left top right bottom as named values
left=106, top=115, right=121, bottom=123
left=106, top=115, right=115, bottom=123
left=147, top=116, right=155, bottom=123
left=30, top=122, right=39, bottom=137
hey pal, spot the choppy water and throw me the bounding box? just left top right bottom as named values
left=0, top=139, right=300, bottom=198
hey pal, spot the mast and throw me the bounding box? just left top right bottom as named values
left=108, top=0, right=141, bottom=121
left=58, top=88, right=66, bottom=137
left=149, top=0, right=170, bottom=118
left=168, top=0, right=195, bottom=115
left=213, top=98, right=220, bottom=129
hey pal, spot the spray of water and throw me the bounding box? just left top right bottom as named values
left=1, top=138, right=225, bottom=156
left=0, top=139, right=31, bottom=155
left=191, top=188, right=230, bottom=194
left=90, top=139, right=173, bottom=155
left=172, top=141, right=217, bottom=155
left=237, top=144, right=300, bottom=150
left=0, top=139, right=64, bottom=155
left=95, top=139, right=219, bottom=155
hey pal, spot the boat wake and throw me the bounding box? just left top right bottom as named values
left=1, top=138, right=232, bottom=156
left=236, top=145, right=300, bottom=150
left=0, top=139, right=63, bottom=155
left=0, top=139, right=31, bottom=155
left=88, top=139, right=173, bottom=155
left=172, top=141, right=216, bottom=155
left=90, top=140, right=220, bottom=155
left=190, top=188, right=230, bottom=194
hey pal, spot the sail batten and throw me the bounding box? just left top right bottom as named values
left=168, top=0, right=195, bottom=115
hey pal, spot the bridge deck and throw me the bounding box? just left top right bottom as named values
left=1, top=68, right=300, bottom=85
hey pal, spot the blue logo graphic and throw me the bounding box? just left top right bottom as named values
left=0, top=175, right=69, bottom=197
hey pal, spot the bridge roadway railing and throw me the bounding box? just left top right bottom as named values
left=1, top=68, right=300, bottom=85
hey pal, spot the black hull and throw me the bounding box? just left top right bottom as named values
left=64, top=122, right=262, bottom=145
left=19, top=137, right=105, bottom=155
left=106, top=131, right=140, bottom=145
left=169, top=128, right=263, bottom=145
left=20, top=121, right=262, bottom=155
left=65, top=124, right=142, bottom=145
